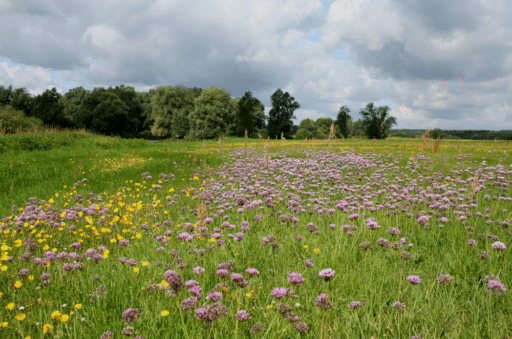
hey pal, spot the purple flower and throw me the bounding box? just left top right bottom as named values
left=230, top=273, right=244, bottom=283
left=487, top=280, right=507, bottom=295
left=101, top=331, right=114, bottom=339
left=491, top=241, right=507, bottom=251
left=119, top=239, right=129, bottom=246
left=319, top=268, right=335, bottom=281
left=270, top=287, right=292, bottom=300
left=407, top=275, right=421, bottom=285
left=288, top=272, right=304, bottom=286
left=164, top=270, right=184, bottom=293
left=293, top=322, right=309, bottom=333
left=236, top=310, right=252, bottom=322
left=245, top=268, right=260, bottom=278
left=194, top=303, right=227, bottom=323
left=436, top=274, right=453, bottom=285
left=468, top=239, right=478, bottom=247
left=207, top=291, right=222, bottom=302
left=348, top=301, right=363, bottom=309
left=304, top=259, right=314, bottom=268
left=193, top=266, right=205, bottom=275
left=18, top=269, right=30, bottom=276
left=216, top=269, right=229, bottom=279
left=122, top=308, right=141, bottom=323
left=315, top=293, right=331, bottom=310
left=391, top=301, right=406, bottom=309
left=181, top=297, right=198, bottom=311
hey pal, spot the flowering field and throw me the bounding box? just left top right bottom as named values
left=1, top=135, right=511, bottom=338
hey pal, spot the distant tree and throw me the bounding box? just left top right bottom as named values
left=335, top=105, right=351, bottom=138
left=106, top=85, right=144, bottom=132
left=135, top=89, right=156, bottom=131
left=254, top=107, right=267, bottom=130
left=59, top=86, right=90, bottom=125
left=431, top=128, right=443, bottom=139
left=315, top=117, right=333, bottom=139
left=0, top=85, right=14, bottom=106
left=190, top=86, right=234, bottom=139
left=9, top=87, right=34, bottom=117
left=75, top=88, right=130, bottom=135
left=150, top=85, right=198, bottom=137
left=359, top=103, right=397, bottom=139
left=267, top=89, right=300, bottom=139
left=299, top=118, right=316, bottom=134
left=294, top=128, right=313, bottom=139
left=31, top=88, right=73, bottom=128
left=234, top=91, right=264, bottom=137
left=351, top=119, right=366, bottom=138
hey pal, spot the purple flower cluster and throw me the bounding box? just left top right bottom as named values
left=194, top=303, right=227, bottom=323
left=164, top=270, right=184, bottom=293
left=270, top=287, right=295, bottom=300
left=288, top=272, right=304, bottom=286
left=319, top=268, right=335, bottom=281
left=235, top=310, right=251, bottom=322
left=407, top=275, right=422, bottom=285
left=122, top=308, right=141, bottom=323
left=487, top=279, right=507, bottom=295
left=348, top=301, right=363, bottom=309
left=315, top=293, right=331, bottom=310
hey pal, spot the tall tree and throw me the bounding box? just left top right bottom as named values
left=59, top=86, right=90, bottom=124
left=359, top=103, right=397, bottom=139
left=107, top=85, right=144, bottom=132
left=335, top=105, right=351, bottom=138
left=267, top=89, right=300, bottom=139
left=190, top=86, right=234, bottom=139
left=9, top=87, right=34, bottom=117
left=75, top=88, right=130, bottom=135
left=150, top=85, right=199, bottom=137
left=31, top=88, right=72, bottom=128
left=235, top=91, right=264, bottom=137
left=0, top=85, right=14, bottom=106
left=295, top=118, right=316, bottom=139
left=315, top=117, right=333, bottom=139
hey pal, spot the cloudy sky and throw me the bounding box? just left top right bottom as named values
left=1, top=0, right=511, bottom=130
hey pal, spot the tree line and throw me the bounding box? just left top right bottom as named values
left=0, top=83, right=401, bottom=140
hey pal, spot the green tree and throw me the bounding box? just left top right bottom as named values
left=235, top=91, right=265, bottom=137
left=135, top=89, right=156, bottom=131
left=431, top=128, right=443, bottom=139
left=75, top=88, right=130, bottom=135
left=359, top=103, right=397, bottom=139
left=299, top=118, right=316, bottom=134
left=314, top=117, right=333, bottom=139
left=9, top=87, right=34, bottom=117
left=31, top=88, right=72, bottom=128
left=59, top=87, right=90, bottom=125
left=106, top=85, right=144, bottom=133
left=267, top=89, right=300, bottom=139
left=190, top=86, right=234, bottom=139
left=150, top=85, right=199, bottom=137
left=351, top=119, right=365, bottom=138
left=335, top=105, right=351, bottom=138
left=0, top=85, right=14, bottom=106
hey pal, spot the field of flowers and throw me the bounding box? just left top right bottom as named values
left=0, top=135, right=511, bottom=338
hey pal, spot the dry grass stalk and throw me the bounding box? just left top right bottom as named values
left=193, top=156, right=197, bottom=164
left=196, top=201, right=207, bottom=228
left=202, top=140, right=207, bottom=153
left=217, top=138, right=222, bottom=154
left=328, top=123, right=336, bottom=140
left=469, top=172, right=480, bottom=201
left=258, top=133, right=262, bottom=140
left=263, top=141, right=271, bottom=170
left=431, top=135, right=441, bottom=155
left=244, top=129, right=248, bottom=143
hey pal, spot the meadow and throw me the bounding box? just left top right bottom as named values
left=0, top=130, right=511, bottom=339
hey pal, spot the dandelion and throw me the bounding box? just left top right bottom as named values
left=14, top=280, right=22, bottom=289
left=60, top=314, right=69, bottom=323
left=75, top=304, right=83, bottom=309
left=51, top=311, right=61, bottom=320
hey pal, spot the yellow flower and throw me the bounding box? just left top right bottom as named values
left=75, top=304, right=82, bottom=309
left=60, top=314, right=69, bottom=323
left=133, top=267, right=139, bottom=273
left=14, top=280, right=22, bottom=289
left=28, top=275, right=34, bottom=281
left=1, top=265, right=7, bottom=271
left=303, top=245, right=308, bottom=249
left=161, top=310, right=169, bottom=316
left=51, top=311, right=61, bottom=320
left=160, top=280, right=169, bottom=287
left=43, top=324, right=53, bottom=334
left=6, top=303, right=15, bottom=310
left=1, top=322, right=7, bottom=327
left=25, top=336, right=32, bottom=339
left=266, top=305, right=273, bottom=309
left=314, top=248, right=320, bottom=254
left=142, top=261, right=149, bottom=267
left=103, top=250, right=109, bottom=259
left=15, top=313, right=26, bottom=321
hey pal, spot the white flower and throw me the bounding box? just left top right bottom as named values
left=295, top=303, right=301, bottom=307
left=19, top=306, right=25, bottom=310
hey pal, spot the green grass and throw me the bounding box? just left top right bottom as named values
left=0, top=131, right=511, bottom=338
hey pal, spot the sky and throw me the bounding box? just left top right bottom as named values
left=1, top=0, right=512, bottom=130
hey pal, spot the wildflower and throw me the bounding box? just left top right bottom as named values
left=51, top=311, right=61, bottom=320
left=407, top=275, right=421, bottom=285
left=14, top=280, right=22, bottom=289
left=101, top=331, right=114, bottom=339
left=208, top=291, right=222, bottom=302
left=491, top=241, right=507, bottom=251
left=181, top=297, right=197, bottom=311
left=319, top=268, right=335, bottom=281
left=487, top=279, right=507, bottom=295
left=315, top=293, right=331, bottom=310
left=294, top=322, right=309, bottom=332
left=236, top=310, right=252, bottom=322
left=60, top=314, right=69, bottom=323
left=193, top=266, right=205, bottom=275
left=270, top=287, right=295, bottom=300
left=348, top=301, right=363, bottom=309
left=161, top=310, right=169, bottom=316
left=15, top=313, right=26, bottom=321
left=288, top=272, right=304, bottom=286
left=75, top=304, right=83, bottom=309
left=245, top=268, right=260, bottom=278
left=133, top=267, right=139, bottom=273
left=251, top=322, right=266, bottom=334
left=436, top=274, right=453, bottom=285
left=122, top=308, right=141, bottom=323
left=391, top=301, right=406, bottom=309
left=6, top=303, right=15, bottom=310
left=304, top=259, right=314, bottom=268
left=43, top=324, right=53, bottom=335
left=314, top=248, right=320, bottom=254
left=121, top=326, right=135, bottom=336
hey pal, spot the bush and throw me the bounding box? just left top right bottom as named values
left=0, top=106, right=44, bottom=133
